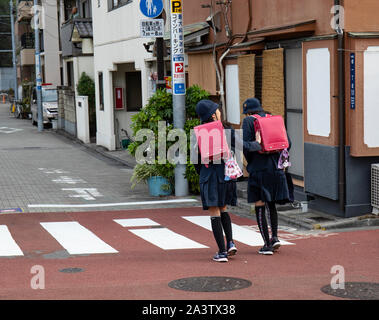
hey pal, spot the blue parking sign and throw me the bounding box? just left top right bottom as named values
left=139, top=0, right=163, bottom=18
left=174, top=83, right=185, bottom=95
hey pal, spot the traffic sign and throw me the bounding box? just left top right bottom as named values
left=139, top=0, right=163, bottom=19
left=140, top=19, right=164, bottom=38
left=174, top=83, right=185, bottom=95
left=174, top=62, right=184, bottom=73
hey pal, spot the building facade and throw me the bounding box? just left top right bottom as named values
left=183, top=0, right=379, bottom=217
left=91, top=0, right=176, bottom=151
left=15, top=0, right=61, bottom=91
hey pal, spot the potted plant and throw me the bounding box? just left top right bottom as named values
left=130, top=163, right=173, bottom=196
left=128, top=85, right=210, bottom=195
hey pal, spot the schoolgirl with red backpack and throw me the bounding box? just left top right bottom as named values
left=242, top=97, right=292, bottom=255
left=194, top=100, right=239, bottom=262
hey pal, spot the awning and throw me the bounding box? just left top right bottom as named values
left=247, top=20, right=316, bottom=39
left=71, top=19, right=93, bottom=43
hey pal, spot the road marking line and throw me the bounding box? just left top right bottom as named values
left=28, top=199, right=198, bottom=208
left=0, top=127, right=23, bottom=134
left=0, top=225, right=24, bottom=256
left=114, top=218, right=160, bottom=227
left=62, top=188, right=104, bottom=201
left=52, top=176, right=87, bottom=184
left=40, top=221, right=118, bottom=255
left=129, top=228, right=209, bottom=250
left=183, top=216, right=294, bottom=247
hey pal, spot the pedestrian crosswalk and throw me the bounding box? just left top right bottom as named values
left=183, top=216, right=293, bottom=247
left=0, top=225, right=23, bottom=257
left=40, top=221, right=118, bottom=255
left=0, top=216, right=294, bottom=257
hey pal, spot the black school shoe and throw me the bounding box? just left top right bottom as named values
left=258, top=245, right=274, bottom=255
left=227, top=241, right=238, bottom=256
left=213, top=251, right=228, bottom=262
left=270, top=237, right=281, bottom=251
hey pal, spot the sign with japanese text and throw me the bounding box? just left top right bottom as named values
left=170, top=0, right=185, bottom=95
left=140, top=19, right=164, bottom=38
left=350, top=53, right=356, bottom=110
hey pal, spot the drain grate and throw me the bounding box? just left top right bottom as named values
left=168, top=276, right=252, bottom=292
left=321, top=282, right=379, bottom=300
left=59, top=267, right=84, bottom=274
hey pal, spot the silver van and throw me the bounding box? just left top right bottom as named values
left=31, top=87, right=58, bottom=125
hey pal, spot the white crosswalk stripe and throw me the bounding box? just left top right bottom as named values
left=115, top=218, right=208, bottom=250
left=40, top=221, right=118, bottom=255
left=0, top=216, right=296, bottom=257
left=129, top=228, right=209, bottom=250
left=0, top=225, right=24, bottom=256
left=114, top=218, right=160, bottom=227
left=182, top=216, right=294, bottom=247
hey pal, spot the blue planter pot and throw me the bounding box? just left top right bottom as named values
left=147, top=176, right=172, bottom=196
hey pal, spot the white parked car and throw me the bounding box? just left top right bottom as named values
left=31, top=87, right=58, bottom=126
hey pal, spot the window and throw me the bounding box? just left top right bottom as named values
left=67, top=61, right=74, bottom=88
left=107, top=0, right=131, bottom=11
left=81, top=0, right=92, bottom=18
left=125, top=71, right=142, bottom=112
left=98, top=72, right=104, bottom=111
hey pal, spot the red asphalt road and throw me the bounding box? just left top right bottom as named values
left=0, top=207, right=378, bottom=300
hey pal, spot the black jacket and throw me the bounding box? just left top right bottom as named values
left=242, top=113, right=291, bottom=173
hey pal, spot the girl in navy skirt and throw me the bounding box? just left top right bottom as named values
left=194, top=100, right=238, bottom=263
left=242, top=98, right=291, bottom=255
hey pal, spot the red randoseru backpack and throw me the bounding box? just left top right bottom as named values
left=251, top=114, right=289, bottom=153
left=194, top=120, right=230, bottom=164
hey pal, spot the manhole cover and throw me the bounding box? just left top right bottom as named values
left=168, top=276, right=252, bottom=292
left=59, top=267, right=84, bottom=274
left=321, top=282, right=379, bottom=300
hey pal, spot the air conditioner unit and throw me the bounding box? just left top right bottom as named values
left=372, top=164, right=379, bottom=214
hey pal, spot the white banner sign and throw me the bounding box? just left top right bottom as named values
left=170, top=0, right=185, bottom=95
left=140, top=19, right=164, bottom=38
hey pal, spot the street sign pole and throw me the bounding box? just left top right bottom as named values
left=156, top=32, right=165, bottom=90
left=34, top=0, right=43, bottom=132
left=139, top=0, right=165, bottom=90
left=9, top=0, right=18, bottom=102
left=170, top=0, right=188, bottom=196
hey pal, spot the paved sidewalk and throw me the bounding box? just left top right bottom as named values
left=54, top=127, right=379, bottom=231
left=0, top=103, right=199, bottom=213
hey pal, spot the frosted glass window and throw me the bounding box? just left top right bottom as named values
left=306, top=48, right=331, bottom=137
left=364, top=47, right=379, bottom=148
left=226, top=64, right=241, bottom=125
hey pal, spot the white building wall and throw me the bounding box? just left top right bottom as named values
left=42, top=0, right=61, bottom=87
left=92, top=0, right=156, bottom=150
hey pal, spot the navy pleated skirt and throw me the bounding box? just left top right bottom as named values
left=247, top=169, right=290, bottom=204
left=200, top=171, right=237, bottom=210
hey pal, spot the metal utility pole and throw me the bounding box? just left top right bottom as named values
left=170, top=0, right=188, bottom=196
left=33, top=0, right=43, bottom=131
left=156, top=35, right=165, bottom=90
left=9, top=0, right=18, bottom=102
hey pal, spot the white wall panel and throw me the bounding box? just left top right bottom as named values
left=226, top=64, right=240, bottom=125
left=306, top=48, right=331, bottom=137
left=364, top=47, right=379, bottom=148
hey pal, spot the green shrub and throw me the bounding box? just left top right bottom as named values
left=128, top=85, right=209, bottom=194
